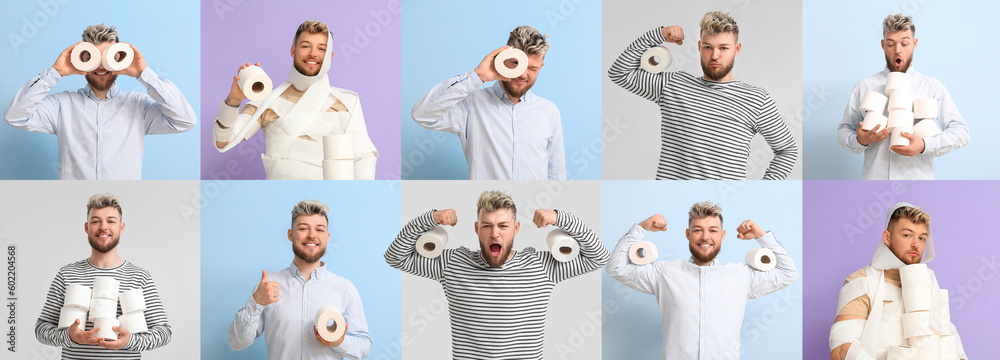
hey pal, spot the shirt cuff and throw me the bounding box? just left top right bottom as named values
left=627, top=223, right=648, bottom=239
left=137, top=66, right=158, bottom=86
left=753, top=231, right=778, bottom=247
left=245, top=295, right=266, bottom=315
left=43, top=66, right=64, bottom=83
left=466, top=70, right=486, bottom=88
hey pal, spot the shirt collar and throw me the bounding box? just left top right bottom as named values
left=490, top=81, right=528, bottom=104
left=881, top=66, right=917, bottom=76
left=287, top=261, right=329, bottom=280
left=688, top=257, right=719, bottom=266
left=83, top=84, right=122, bottom=101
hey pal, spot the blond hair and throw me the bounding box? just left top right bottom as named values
left=87, top=193, right=122, bottom=218
left=294, top=19, right=330, bottom=46
left=476, top=190, right=517, bottom=217
left=507, top=25, right=550, bottom=58
left=700, top=11, right=739, bottom=40
left=688, top=201, right=723, bottom=226
left=883, top=14, right=915, bottom=38
left=887, top=206, right=930, bottom=232
left=81, top=24, right=119, bottom=45
left=291, top=200, right=329, bottom=227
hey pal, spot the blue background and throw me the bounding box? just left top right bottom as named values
left=400, top=0, right=602, bottom=180
left=0, top=0, right=201, bottom=179
left=803, top=0, right=1000, bottom=179
left=200, top=180, right=402, bottom=359
left=601, top=180, right=803, bottom=359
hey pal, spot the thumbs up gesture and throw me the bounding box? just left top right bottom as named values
left=252, top=269, right=280, bottom=306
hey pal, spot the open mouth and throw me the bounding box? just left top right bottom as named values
left=698, top=242, right=713, bottom=248
left=489, top=243, right=501, bottom=256
left=97, top=233, right=111, bottom=239
left=93, top=70, right=110, bottom=76
left=304, top=242, right=319, bottom=248
left=895, top=57, right=903, bottom=67
left=304, top=60, right=319, bottom=66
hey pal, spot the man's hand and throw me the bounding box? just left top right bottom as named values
left=856, top=122, right=889, bottom=146
left=889, top=131, right=925, bottom=156
left=433, top=209, right=457, bottom=226
left=533, top=209, right=557, bottom=228
left=313, top=322, right=349, bottom=347
left=227, top=62, right=261, bottom=107
left=53, top=42, right=87, bottom=77
left=736, top=220, right=766, bottom=240
left=68, top=319, right=102, bottom=345
left=660, top=26, right=684, bottom=45
left=97, top=326, right=130, bottom=350
left=639, top=214, right=667, bottom=232
left=112, top=43, right=147, bottom=78
left=474, top=45, right=510, bottom=82
left=252, top=270, right=279, bottom=306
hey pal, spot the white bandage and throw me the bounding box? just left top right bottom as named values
left=213, top=101, right=239, bottom=142
left=830, top=319, right=866, bottom=350
left=845, top=341, right=877, bottom=360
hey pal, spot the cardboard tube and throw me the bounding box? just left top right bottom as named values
left=640, top=45, right=672, bottom=73
left=70, top=42, right=101, bottom=72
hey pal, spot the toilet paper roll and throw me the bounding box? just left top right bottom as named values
left=887, top=345, right=920, bottom=360
left=909, top=335, right=941, bottom=360
left=315, top=305, right=347, bottom=342
left=322, top=159, right=354, bottom=180
left=88, top=297, right=118, bottom=321
left=494, top=47, right=528, bottom=78
left=890, top=126, right=913, bottom=147
left=101, top=42, right=134, bottom=72
left=903, top=311, right=934, bottom=339
left=57, top=306, right=88, bottom=331
left=903, top=286, right=932, bottom=313
left=92, top=276, right=119, bottom=300
left=861, top=111, right=888, bottom=131
left=939, top=335, right=959, bottom=360
left=323, top=134, right=354, bottom=160
left=93, top=317, right=120, bottom=340
left=118, top=311, right=148, bottom=333
left=546, top=229, right=579, bottom=263
left=913, top=98, right=938, bottom=119
left=936, top=289, right=951, bottom=323
left=745, top=248, right=777, bottom=271
left=119, top=289, right=146, bottom=314
left=416, top=226, right=448, bottom=258
left=900, top=264, right=931, bottom=288
left=640, top=45, right=672, bottom=73
left=913, top=119, right=942, bottom=139
left=64, top=284, right=92, bottom=310
left=888, top=91, right=914, bottom=111
left=237, top=65, right=273, bottom=102
left=886, top=110, right=914, bottom=130
left=860, top=90, right=888, bottom=114
left=70, top=42, right=101, bottom=72
left=885, top=72, right=912, bottom=95
left=628, top=241, right=658, bottom=265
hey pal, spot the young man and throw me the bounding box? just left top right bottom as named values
left=228, top=200, right=372, bottom=359
left=411, top=26, right=565, bottom=180
left=609, top=11, right=797, bottom=180
left=837, top=14, right=969, bottom=180
left=829, top=203, right=966, bottom=360
left=35, top=194, right=171, bottom=359
left=3, top=24, right=197, bottom=180
left=384, top=190, right=608, bottom=359
left=606, top=201, right=798, bottom=359
left=213, top=20, right=378, bottom=180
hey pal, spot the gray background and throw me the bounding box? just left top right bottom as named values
left=0, top=181, right=201, bottom=360
left=400, top=180, right=602, bottom=360
left=602, top=0, right=803, bottom=179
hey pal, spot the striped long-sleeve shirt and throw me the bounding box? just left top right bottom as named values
left=609, top=28, right=798, bottom=180
left=385, top=210, right=609, bottom=360
left=35, top=259, right=172, bottom=359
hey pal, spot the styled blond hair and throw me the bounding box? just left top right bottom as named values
left=87, top=193, right=122, bottom=218
left=476, top=190, right=517, bottom=217
left=507, top=25, right=549, bottom=58
left=291, top=200, right=329, bottom=227
left=883, top=13, right=915, bottom=38
left=82, top=24, right=119, bottom=45
left=887, top=206, right=930, bottom=232
left=294, top=19, right=330, bottom=46
left=700, top=11, right=739, bottom=40
left=688, top=201, right=723, bottom=226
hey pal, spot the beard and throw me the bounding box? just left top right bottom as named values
left=89, top=234, right=119, bottom=254
left=292, top=242, right=327, bottom=264
left=480, top=242, right=512, bottom=268
left=293, top=60, right=322, bottom=77
left=85, top=72, right=117, bottom=92
left=689, top=242, right=722, bottom=264
left=701, top=59, right=735, bottom=81
left=889, top=243, right=922, bottom=265
left=886, top=53, right=913, bottom=73
left=500, top=77, right=536, bottom=100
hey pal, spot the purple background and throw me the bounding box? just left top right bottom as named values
left=803, top=180, right=998, bottom=359
left=199, top=1, right=401, bottom=179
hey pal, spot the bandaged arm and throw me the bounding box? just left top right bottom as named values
left=830, top=316, right=874, bottom=360
left=213, top=100, right=260, bottom=151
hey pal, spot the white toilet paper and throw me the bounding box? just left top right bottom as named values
left=57, top=306, right=88, bottom=331
left=913, top=98, right=938, bottom=119
left=101, top=42, right=134, bottom=72
left=909, top=335, right=942, bottom=360
left=628, top=241, right=658, bottom=265
left=886, top=345, right=920, bottom=360
left=885, top=72, right=912, bottom=95
left=939, top=335, right=959, bottom=360
left=92, top=277, right=119, bottom=299
left=903, top=311, right=934, bottom=339
left=888, top=91, right=914, bottom=111
left=88, top=297, right=118, bottom=321
left=936, top=289, right=951, bottom=324
left=322, top=159, right=354, bottom=180
left=494, top=47, right=528, bottom=78
left=546, top=229, right=579, bottom=263
left=903, top=286, right=932, bottom=313
left=890, top=125, right=913, bottom=147
left=745, top=248, right=777, bottom=271
left=416, top=226, right=448, bottom=258
left=900, top=264, right=931, bottom=288
left=315, top=305, right=347, bottom=342
left=64, top=284, right=92, bottom=310
left=860, top=90, right=888, bottom=114
left=118, top=311, right=148, bottom=333
left=640, top=45, right=672, bottom=73
left=862, top=111, right=888, bottom=131
left=237, top=65, right=273, bottom=102
left=323, top=134, right=354, bottom=160
left=886, top=110, right=914, bottom=130
left=93, top=317, right=120, bottom=340
left=70, top=42, right=101, bottom=72
left=912, top=119, right=942, bottom=140
left=119, top=289, right=146, bottom=314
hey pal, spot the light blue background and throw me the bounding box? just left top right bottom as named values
left=601, top=180, right=803, bottom=359
left=401, top=0, right=602, bottom=180
left=200, top=180, right=402, bottom=359
left=803, top=0, right=1000, bottom=179
left=0, top=1, right=200, bottom=179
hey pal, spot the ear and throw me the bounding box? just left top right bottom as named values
left=882, top=230, right=891, bottom=247
left=290, top=45, right=295, bottom=59
left=880, top=39, right=885, bottom=49
left=288, top=229, right=293, bottom=242
left=119, top=222, right=125, bottom=234
left=685, top=228, right=691, bottom=239
left=697, top=40, right=702, bottom=50
left=734, top=42, right=741, bottom=56
left=473, top=221, right=479, bottom=236
left=83, top=221, right=88, bottom=233
left=913, top=38, right=918, bottom=49
left=514, top=221, right=520, bottom=236
left=721, top=229, right=726, bottom=241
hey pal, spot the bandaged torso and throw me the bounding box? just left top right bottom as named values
left=838, top=268, right=906, bottom=360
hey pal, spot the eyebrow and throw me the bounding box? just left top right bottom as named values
left=90, top=216, right=119, bottom=220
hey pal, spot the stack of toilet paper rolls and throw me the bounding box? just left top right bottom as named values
left=118, top=288, right=149, bottom=334
left=57, top=284, right=92, bottom=331
left=89, top=276, right=120, bottom=340
left=322, top=135, right=355, bottom=180
left=899, top=264, right=960, bottom=360
left=858, top=72, right=942, bottom=148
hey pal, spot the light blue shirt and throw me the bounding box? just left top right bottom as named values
left=3, top=66, right=197, bottom=180
left=837, top=67, right=969, bottom=180
left=411, top=71, right=566, bottom=180
left=228, top=262, right=372, bottom=360
left=606, top=224, right=799, bottom=360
